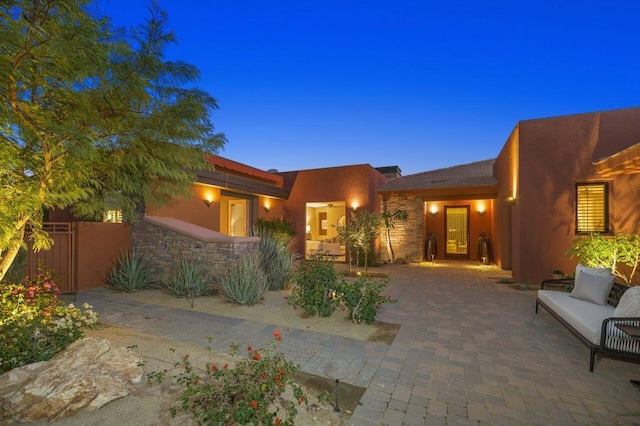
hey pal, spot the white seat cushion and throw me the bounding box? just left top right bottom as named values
left=539, top=290, right=615, bottom=345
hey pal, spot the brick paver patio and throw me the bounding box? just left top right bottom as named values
left=76, top=261, right=640, bottom=425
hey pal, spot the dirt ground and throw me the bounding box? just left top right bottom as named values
left=38, top=287, right=399, bottom=425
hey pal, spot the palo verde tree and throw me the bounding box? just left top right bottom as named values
left=350, top=209, right=382, bottom=275
left=0, top=0, right=226, bottom=282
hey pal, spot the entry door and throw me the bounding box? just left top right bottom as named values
left=445, top=206, right=469, bottom=258
left=229, top=200, right=247, bottom=237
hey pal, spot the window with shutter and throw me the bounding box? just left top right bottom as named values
left=576, top=183, right=608, bottom=234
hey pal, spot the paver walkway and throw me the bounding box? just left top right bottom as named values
left=75, top=261, right=640, bottom=425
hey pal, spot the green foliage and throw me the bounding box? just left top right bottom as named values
left=255, top=218, right=296, bottom=248
left=288, top=253, right=340, bottom=317
left=103, top=250, right=155, bottom=292
left=221, top=255, right=269, bottom=305
left=336, top=277, right=397, bottom=324
left=0, top=0, right=226, bottom=281
left=289, top=255, right=397, bottom=323
left=566, top=233, right=640, bottom=285
left=0, top=274, right=98, bottom=372
left=338, top=210, right=382, bottom=273
left=257, top=234, right=298, bottom=290
left=164, top=258, right=211, bottom=297
left=147, top=332, right=307, bottom=425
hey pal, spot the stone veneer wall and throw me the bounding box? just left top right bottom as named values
left=379, top=193, right=425, bottom=262
left=131, top=218, right=259, bottom=290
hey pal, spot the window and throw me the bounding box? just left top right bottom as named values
left=103, top=209, right=123, bottom=223
left=576, top=183, right=608, bottom=233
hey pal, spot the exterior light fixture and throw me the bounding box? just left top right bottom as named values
left=203, top=198, right=213, bottom=207
left=351, top=201, right=359, bottom=210
left=506, top=195, right=516, bottom=205
left=429, top=205, right=438, bottom=216
left=477, top=202, right=486, bottom=216
left=263, top=203, right=270, bottom=213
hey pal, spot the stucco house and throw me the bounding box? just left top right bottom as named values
left=279, top=164, right=391, bottom=260
left=381, top=107, right=640, bottom=285
left=45, top=106, right=640, bottom=291
left=47, top=157, right=391, bottom=291
left=378, top=159, right=498, bottom=264
left=148, top=155, right=289, bottom=235
left=494, top=107, right=640, bottom=285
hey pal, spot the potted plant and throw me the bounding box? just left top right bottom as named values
left=552, top=270, right=565, bottom=280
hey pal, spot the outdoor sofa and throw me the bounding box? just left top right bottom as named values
left=535, top=264, right=640, bottom=372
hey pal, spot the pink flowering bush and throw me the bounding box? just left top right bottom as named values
left=147, top=330, right=307, bottom=425
left=0, top=274, right=98, bottom=372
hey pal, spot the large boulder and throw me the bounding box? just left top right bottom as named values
left=0, top=337, right=143, bottom=423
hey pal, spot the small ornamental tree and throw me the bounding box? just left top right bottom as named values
left=566, top=233, right=640, bottom=285
left=350, top=210, right=381, bottom=275
left=0, top=0, right=226, bottom=282
left=336, top=218, right=358, bottom=274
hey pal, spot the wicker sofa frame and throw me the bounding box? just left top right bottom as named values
left=535, top=278, right=640, bottom=372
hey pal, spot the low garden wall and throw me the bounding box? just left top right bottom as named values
left=131, top=216, right=260, bottom=289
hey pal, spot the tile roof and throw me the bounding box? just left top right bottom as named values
left=207, top=155, right=283, bottom=186
left=379, top=159, right=497, bottom=192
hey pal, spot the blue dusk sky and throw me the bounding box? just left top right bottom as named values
left=102, top=0, right=640, bottom=176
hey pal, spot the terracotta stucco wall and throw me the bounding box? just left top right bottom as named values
left=150, top=183, right=284, bottom=234
left=150, top=184, right=221, bottom=231
left=493, top=125, right=519, bottom=271
left=500, top=110, right=640, bottom=285
left=75, top=222, right=130, bottom=291
left=280, top=164, right=387, bottom=257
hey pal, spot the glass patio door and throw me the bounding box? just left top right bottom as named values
left=445, top=206, right=469, bottom=258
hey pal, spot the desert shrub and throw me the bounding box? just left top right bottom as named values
left=258, top=235, right=297, bottom=290
left=566, top=233, right=640, bottom=284
left=147, top=331, right=306, bottom=425
left=336, top=276, right=397, bottom=324
left=288, top=253, right=340, bottom=317
left=255, top=217, right=296, bottom=247
left=103, top=249, right=155, bottom=292
left=221, top=255, right=269, bottom=305
left=165, top=258, right=211, bottom=297
left=0, top=274, right=98, bottom=372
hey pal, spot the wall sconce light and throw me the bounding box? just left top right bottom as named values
left=263, top=205, right=270, bottom=213
left=429, top=205, right=438, bottom=216
left=506, top=195, right=516, bottom=206
left=203, top=198, right=213, bottom=207
left=351, top=201, right=359, bottom=211
left=478, top=210, right=486, bottom=216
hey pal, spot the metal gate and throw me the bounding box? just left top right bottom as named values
left=24, top=222, right=75, bottom=293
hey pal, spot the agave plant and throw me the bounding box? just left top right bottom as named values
left=221, top=255, right=269, bottom=305
left=103, top=249, right=155, bottom=292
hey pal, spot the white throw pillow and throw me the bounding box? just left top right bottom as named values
left=575, top=263, right=612, bottom=281
left=570, top=270, right=615, bottom=305
left=613, top=287, right=640, bottom=317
